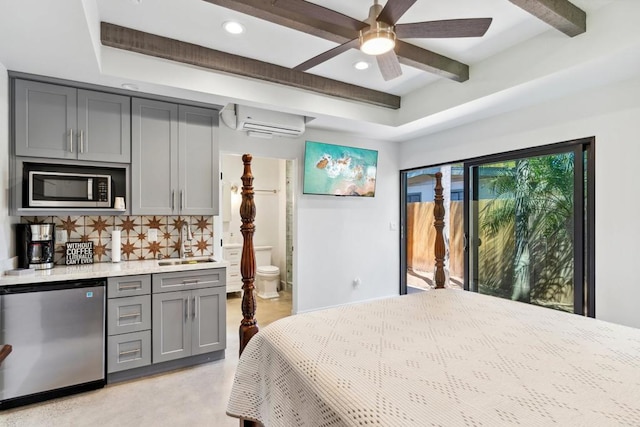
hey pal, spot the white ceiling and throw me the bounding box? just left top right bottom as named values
left=0, top=0, right=636, bottom=141
left=95, top=0, right=593, bottom=96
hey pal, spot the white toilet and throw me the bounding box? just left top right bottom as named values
left=255, top=246, right=280, bottom=299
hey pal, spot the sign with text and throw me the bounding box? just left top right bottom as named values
left=65, top=242, right=94, bottom=265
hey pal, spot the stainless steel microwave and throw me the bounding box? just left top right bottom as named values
left=29, top=171, right=111, bottom=208
left=23, top=163, right=125, bottom=209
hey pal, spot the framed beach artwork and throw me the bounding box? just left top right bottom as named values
left=303, top=141, right=378, bottom=197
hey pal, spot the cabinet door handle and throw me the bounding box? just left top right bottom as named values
left=185, top=298, right=189, bottom=321
left=180, top=190, right=184, bottom=211
left=183, top=279, right=199, bottom=285
left=68, top=128, right=74, bottom=153
left=171, top=190, right=175, bottom=211
left=79, top=130, right=84, bottom=153
left=119, top=284, right=140, bottom=291
left=119, top=348, right=141, bottom=356
left=192, top=296, right=196, bottom=319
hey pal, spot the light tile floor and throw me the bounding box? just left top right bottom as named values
left=3, top=290, right=292, bottom=427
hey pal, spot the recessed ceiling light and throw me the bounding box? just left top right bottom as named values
left=354, top=61, right=370, bottom=70
left=223, top=21, right=245, bottom=35
left=121, top=83, right=139, bottom=91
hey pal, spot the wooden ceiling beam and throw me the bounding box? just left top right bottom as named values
left=203, top=0, right=362, bottom=43
left=100, top=22, right=400, bottom=109
left=396, top=41, right=468, bottom=82
left=203, top=0, right=470, bottom=82
left=508, top=0, right=586, bottom=37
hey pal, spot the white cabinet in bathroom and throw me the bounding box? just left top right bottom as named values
left=223, top=245, right=242, bottom=293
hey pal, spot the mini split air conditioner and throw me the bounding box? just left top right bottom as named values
left=220, top=104, right=305, bottom=138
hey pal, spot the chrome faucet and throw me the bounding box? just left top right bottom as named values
left=180, top=222, right=194, bottom=258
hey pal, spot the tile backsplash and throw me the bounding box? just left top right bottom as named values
left=22, top=215, right=215, bottom=265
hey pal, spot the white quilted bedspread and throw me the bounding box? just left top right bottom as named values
left=227, top=289, right=640, bottom=426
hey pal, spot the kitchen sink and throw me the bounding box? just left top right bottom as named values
left=158, top=257, right=218, bottom=266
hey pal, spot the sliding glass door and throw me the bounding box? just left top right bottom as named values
left=465, top=139, right=593, bottom=315
left=400, top=164, right=464, bottom=293
left=401, top=138, right=594, bottom=316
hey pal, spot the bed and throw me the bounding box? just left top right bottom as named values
left=226, top=155, right=640, bottom=426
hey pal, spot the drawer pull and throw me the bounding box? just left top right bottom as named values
left=119, top=284, right=141, bottom=290
left=183, top=279, right=199, bottom=285
left=119, top=312, right=141, bottom=319
left=119, top=348, right=141, bottom=356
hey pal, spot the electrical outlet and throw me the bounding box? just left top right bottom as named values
left=56, top=230, right=67, bottom=244
left=148, top=229, right=158, bottom=242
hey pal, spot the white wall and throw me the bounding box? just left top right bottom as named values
left=219, top=126, right=400, bottom=314
left=400, top=74, right=640, bottom=329
left=0, top=65, right=18, bottom=271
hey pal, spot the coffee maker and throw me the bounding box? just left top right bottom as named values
left=17, top=223, right=55, bottom=270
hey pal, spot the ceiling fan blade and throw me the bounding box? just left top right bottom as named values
left=378, top=0, right=417, bottom=25
left=293, top=38, right=359, bottom=71
left=377, top=50, right=403, bottom=81
left=396, top=18, right=493, bottom=39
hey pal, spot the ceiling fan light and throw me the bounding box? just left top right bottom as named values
left=359, top=22, right=396, bottom=56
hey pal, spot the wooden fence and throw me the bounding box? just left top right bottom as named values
left=407, top=201, right=464, bottom=279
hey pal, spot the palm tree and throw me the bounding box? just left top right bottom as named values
left=479, top=153, right=575, bottom=308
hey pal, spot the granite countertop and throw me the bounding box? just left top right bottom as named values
left=0, top=257, right=228, bottom=287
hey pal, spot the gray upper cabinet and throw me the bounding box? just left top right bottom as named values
left=132, top=98, right=219, bottom=216
left=131, top=98, right=178, bottom=215
left=179, top=105, right=219, bottom=216
left=14, top=80, right=76, bottom=159
left=14, top=79, right=130, bottom=163
left=77, top=90, right=131, bottom=162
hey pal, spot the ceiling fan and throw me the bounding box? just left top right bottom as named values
left=293, top=0, right=493, bottom=81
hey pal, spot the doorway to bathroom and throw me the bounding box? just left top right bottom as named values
left=220, top=154, right=294, bottom=329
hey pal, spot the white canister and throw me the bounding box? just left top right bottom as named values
left=112, top=230, right=121, bottom=263
left=114, top=197, right=125, bottom=210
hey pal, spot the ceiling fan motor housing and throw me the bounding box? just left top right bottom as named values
left=359, top=21, right=396, bottom=55
left=360, top=2, right=396, bottom=56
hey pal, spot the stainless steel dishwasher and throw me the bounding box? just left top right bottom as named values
left=0, top=278, right=106, bottom=409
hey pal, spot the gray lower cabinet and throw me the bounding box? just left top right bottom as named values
left=107, top=275, right=152, bottom=374
left=108, top=331, right=152, bottom=373
left=14, top=79, right=131, bottom=163
left=107, top=269, right=226, bottom=377
left=131, top=98, right=219, bottom=216
left=152, top=269, right=226, bottom=364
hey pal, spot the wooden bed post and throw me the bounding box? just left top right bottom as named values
left=434, top=172, right=446, bottom=289
left=239, top=154, right=259, bottom=356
